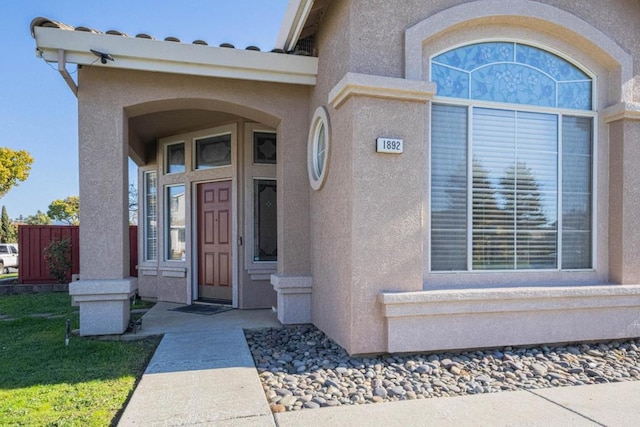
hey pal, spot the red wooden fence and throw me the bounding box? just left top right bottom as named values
left=18, top=225, right=138, bottom=284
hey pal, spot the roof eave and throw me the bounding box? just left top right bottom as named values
left=275, top=0, right=315, bottom=51
left=34, top=26, right=318, bottom=86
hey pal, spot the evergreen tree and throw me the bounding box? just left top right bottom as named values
left=0, top=205, right=15, bottom=243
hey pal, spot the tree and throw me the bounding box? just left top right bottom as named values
left=0, top=147, right=33, bottom=198
left=47, top=196, right=79, bottom=225
left=25, top=210, right=51, bottom=225
left=0, top=206, right=16, bottom=243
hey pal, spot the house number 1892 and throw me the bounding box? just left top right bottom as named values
left=376, top=138, right=404, bottom=154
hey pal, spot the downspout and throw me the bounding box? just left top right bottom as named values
left=57, top=49, right=78, bottom=97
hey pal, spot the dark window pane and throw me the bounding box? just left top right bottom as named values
left=254, top=180, right=277, bottom=261
left=196, top=134, right=231, bottom=169
left=166, top=143, right=185, bottom=174
left=253, top=132, right=277, bottom=164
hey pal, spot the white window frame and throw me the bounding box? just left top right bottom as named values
left=164, top=141, right=186, bottom=175
left=307, top=106, right=331, bottom=190
left=429, top=100, right=596, bottom=273
left=427, top=40, right=598, bottom=281
left=244, top=123, right=277, bottom=280
left=193, top=131, right=233, bottom=170
left=143, top=170, right=158, bottom=262
left=165, top=184, right=186, bottom=262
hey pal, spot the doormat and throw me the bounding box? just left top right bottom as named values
left=170, top=304, right=233, bottom=316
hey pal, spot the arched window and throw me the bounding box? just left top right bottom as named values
left=430, top=42, right=594, bottom=272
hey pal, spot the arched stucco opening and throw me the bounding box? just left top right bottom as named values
left=124, top=98, right=282, bottom=166
left=405, top=0, right=633, bottom=106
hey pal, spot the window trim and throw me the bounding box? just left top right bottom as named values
left=428, top=41, right=597, bottom=275
left=252, top=177, right=278, bottom=263
left=428, top=99, right=597, bottom=274
left=244, top=123, right=278, bottom=279
left=164, top=141, right=186, bottom=175
left=193, top=131, right=233, bottom=171
left=429, top=40, right=595, bottom=110
left=165, top=184, right=186, bottom=262
left=252, top=130, right=277, bottom=165
left=307, top=106, right=331, bottom=191
left=143, top=170, right=158, bottom=262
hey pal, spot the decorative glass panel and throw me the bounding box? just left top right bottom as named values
left=167, top=185, right=186, bottom=261
left=196, top=134, right=231, bottom=169
left=254, top=180, right=277, bottom=262
left=166, top=143, right=185, bottom=174
left=253, top=132, right=277, bottom=164
left=432, top=42, right=592, bottom=110
left=144, top=171, right=158, bottom=261
left=471, top=64, right=556, bottom=107
left=515, top=44, right=589, bottom=81
left=431, top=64, right=469, bottom=99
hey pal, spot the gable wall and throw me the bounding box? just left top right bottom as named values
left=306, top=0, right=640, bottom=354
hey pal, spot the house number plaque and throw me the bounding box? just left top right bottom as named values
left=376, top=138, right=403, bottom=154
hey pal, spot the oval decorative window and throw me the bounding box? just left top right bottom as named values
left=307, top=106, right=331, bottom=190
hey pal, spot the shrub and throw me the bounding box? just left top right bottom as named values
left=43, top=238, right=72, bottom=283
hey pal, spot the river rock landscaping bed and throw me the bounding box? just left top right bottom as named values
left=245, top=325, right=640, bottom=413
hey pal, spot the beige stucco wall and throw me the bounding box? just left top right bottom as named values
left=349, top=95, right=426, bottom=353
left=306, top=0, right=354, bottom=350
left=347, top=0, right=640, bottom=101
left=77, top=66, right=312, bottom=307
left=609, top=119, right=640, bottom=283
left=307, top=0, right=640, bottom=354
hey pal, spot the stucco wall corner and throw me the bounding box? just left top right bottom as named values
left=328, top=72, right=435, bottom=109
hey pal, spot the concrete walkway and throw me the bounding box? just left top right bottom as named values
left=118, top=303, right=640, bottom=426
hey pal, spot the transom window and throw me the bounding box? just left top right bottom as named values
left=430, top=42, right=593, bottom=272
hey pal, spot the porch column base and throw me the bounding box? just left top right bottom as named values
left=69, top=278, right=138, bottom=336
left=271, top=274, right=312, bottom=324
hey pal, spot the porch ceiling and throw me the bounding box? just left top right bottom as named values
left=128, top=109, right=239, bottom=164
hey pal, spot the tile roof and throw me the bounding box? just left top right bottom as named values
left=30, top=17, right=312, bottom=56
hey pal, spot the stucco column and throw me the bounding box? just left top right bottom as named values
left=77, top=104, right=130, bottom=279
left=69, top=91, right=136, bottom=336
left=271, top=114, right=313, bottom=325
left=323, top=73, right=435, bottom=354
left=608, top=112, right=640, bottom=284
left=276, top=120, right=311, bottom=275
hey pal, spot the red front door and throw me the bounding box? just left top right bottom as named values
left=197, top=181, right=232, bottom=301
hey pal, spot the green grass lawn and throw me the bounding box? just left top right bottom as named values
left=0, top=293, right=160, bottom=426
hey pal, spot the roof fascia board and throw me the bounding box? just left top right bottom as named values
left=276, top=0, right=315, bottom=51
left=34, top=27, right=317, bottom=86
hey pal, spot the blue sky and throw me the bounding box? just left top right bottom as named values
left=1, top=0, right=289, bottom=219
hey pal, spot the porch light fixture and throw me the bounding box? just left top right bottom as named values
left=90, top=49, right=114, bottom=64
